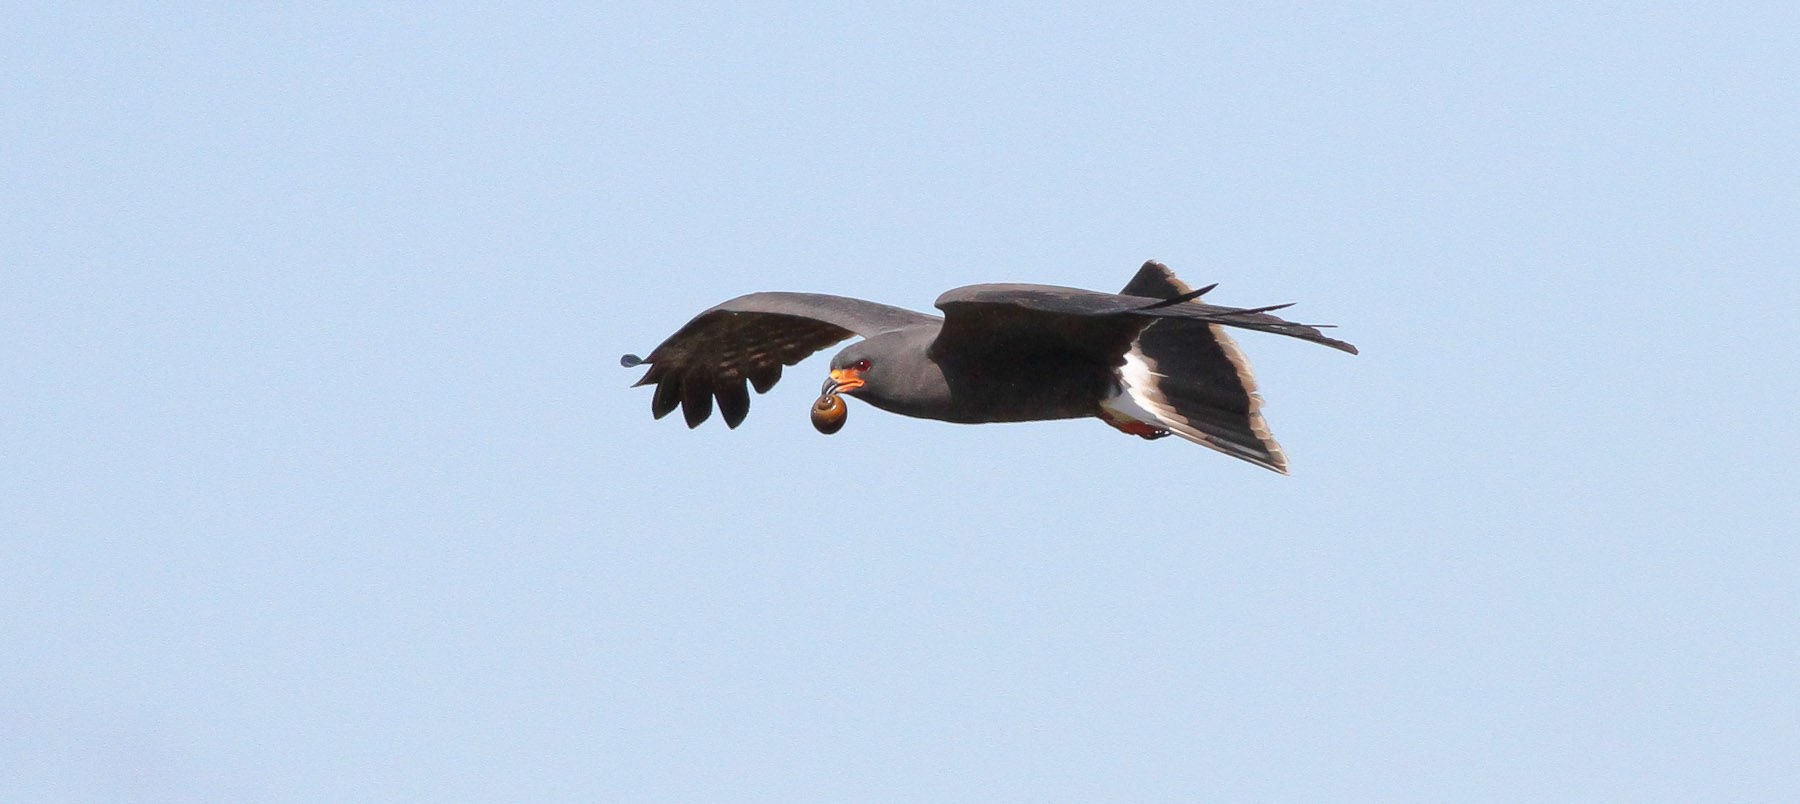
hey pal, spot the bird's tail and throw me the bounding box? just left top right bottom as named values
left=1114, top=261, right=1288, bottom=473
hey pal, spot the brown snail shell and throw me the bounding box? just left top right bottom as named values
left=811, top=393, right=847, bottom=434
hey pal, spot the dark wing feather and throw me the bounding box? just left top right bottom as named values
left=626, top=292, right=938, bottom=428
left=714, top=380, right=751, bottom=428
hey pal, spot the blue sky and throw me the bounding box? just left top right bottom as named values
left=5, top=3, right=1798, bottom=801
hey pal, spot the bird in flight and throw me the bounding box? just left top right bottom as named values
left=622, top=260, right=1355, bottom=473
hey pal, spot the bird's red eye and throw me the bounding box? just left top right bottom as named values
left=853, top=359, right=871, bottom=371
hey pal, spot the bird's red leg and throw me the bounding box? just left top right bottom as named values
left=1098, top=409, right=1170, bottom=440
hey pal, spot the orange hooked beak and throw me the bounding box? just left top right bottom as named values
left=822, top=367, right=866, bottom=395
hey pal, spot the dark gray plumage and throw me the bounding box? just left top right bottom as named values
left=622, top=260, right=1355, bottom=472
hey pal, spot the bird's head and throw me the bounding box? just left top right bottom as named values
left=822, top=349, right=874, bottom=398
left=823, top=334, right=915, bottom=399
left=812, top=344, right=879, bottom=435
left=814, top=329, right=947, bottom=430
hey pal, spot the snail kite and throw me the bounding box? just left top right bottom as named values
left=622, top=260, right=1355, bottom=473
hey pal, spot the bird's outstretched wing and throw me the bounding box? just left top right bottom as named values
left=623, top=292, right=938, bottom=428
left=928, top=285, right=1150, bottom=368
left=932, top=282, right=1358, bottom=358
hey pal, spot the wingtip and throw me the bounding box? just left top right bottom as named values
left=1140, top=287, right=1212, bottom=310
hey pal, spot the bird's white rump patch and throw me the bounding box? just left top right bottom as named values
left=1100, top=349, right=1169, bottom=430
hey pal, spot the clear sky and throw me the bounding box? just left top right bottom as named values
left=5, top=3, right=1798, bottom=802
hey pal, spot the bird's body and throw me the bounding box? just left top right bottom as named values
left=833, top=326, right=1111, bottom=424
left=623, top=260, right=1355, bottom=473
